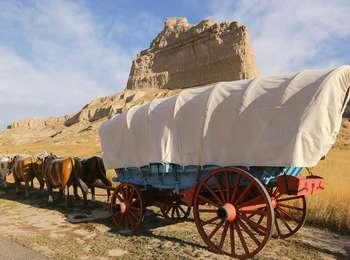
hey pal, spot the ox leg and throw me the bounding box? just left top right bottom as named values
left=91, top=186, right=96, bottom=201
left=1, top=175, right=6, bottom=188
left=73, top=184, right=80, bottom=200
left=14, top=176, right=20, bottom=194
left=63, top=187, right=68, bottom=209
left=107, top=188, right=111, bottom=202
left=37, top=175, right=45, bottom=192
left=82, top=188, right=88, bottom=208
left=47, top=184, right=54, bottom=203
left=24, top=181, right=29, bottom=197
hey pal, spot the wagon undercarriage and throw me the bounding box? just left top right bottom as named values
left=108, top=167, right=318, bottom=259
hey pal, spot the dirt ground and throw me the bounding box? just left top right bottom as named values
left=0, top=182, right=349, bottom=260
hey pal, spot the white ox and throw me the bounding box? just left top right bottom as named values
left=0, top=156, right=13, bottom=188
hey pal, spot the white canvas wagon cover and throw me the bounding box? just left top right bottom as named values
left=99, top=66, right=350, bottom=169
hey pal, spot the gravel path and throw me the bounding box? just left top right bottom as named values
left=0, top=236, right=48, bottom=260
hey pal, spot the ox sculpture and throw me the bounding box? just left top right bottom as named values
left=12, top=155, right=44, bottom=197
left=42, top=155, right=89, bottom=207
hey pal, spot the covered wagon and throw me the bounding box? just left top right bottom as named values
left=99, top=65, right=350, bottom=258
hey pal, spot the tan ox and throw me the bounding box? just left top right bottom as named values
left=12, top=156, right=44, bottom=197
left=43, top=156, right=88, bottom=206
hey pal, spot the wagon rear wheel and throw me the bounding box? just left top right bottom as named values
left=268, top=187, right=307, bottom=239
left=160, top=192, right=191, bottom=220
left=110, top=183, right=144, bottom=232
left=193, top=167, right=274, bottom=259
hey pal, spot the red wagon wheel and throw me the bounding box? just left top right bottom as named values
left=160, top=192, right=191, bottom=220
left=193, top=167, right=274, bottom=259
left=110, top=183, right=144, bottom=232
left=268, top=187, right=307, bottom=239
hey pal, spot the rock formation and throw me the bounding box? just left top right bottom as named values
left=7, top=116, right=69, bottom=130
left=126, top=17, right=258, bottom=90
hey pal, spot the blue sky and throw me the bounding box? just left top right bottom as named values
left=1, top=0, right=349, bottom=129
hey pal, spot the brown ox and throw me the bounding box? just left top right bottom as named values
left=43, top=156, right=88, bottom=206
left=12, top=155, right=44, bottom=197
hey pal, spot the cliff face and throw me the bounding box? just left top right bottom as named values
left=126, top=17, right=258, bottom=90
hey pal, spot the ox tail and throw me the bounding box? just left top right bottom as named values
left=97, top=157, right=112, bottom=187
left=72, top=158, right=89, bottom=194
left=78, top=178, right=89, bottom=194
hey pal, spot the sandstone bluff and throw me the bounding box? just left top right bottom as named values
left=3, top=17, right=258, bottom=137
left=127, top=17, right=258, bottom=90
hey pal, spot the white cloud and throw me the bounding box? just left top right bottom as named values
left=0, top=0, right=133, bottom=129
left=207, top=0, right=350, bottom=75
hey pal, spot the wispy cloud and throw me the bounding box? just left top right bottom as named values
left=0, top=0, right=139, bottom=129
left=207, top=0, right=350, bottom=75
left=1, top=0, right=349, bottom=129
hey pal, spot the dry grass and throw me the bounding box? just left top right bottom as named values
left=1, top=136, right=350, bottom=234
left=306, top=148, right=350, bottom=234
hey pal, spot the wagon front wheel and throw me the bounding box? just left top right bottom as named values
left=193, top=167, right=274, bottom=259
left=110, top=183, right=144, bottom=232
left=268, top=187, right=307, bottom=239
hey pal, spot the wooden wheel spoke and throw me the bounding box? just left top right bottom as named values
left=203, top=183, right=223, bottom=205
left=125, top=187, right=130, bottom=201
left=275, top=214, right=282, bottom=235
left=214, top=175, right=226, bottom=203
left=164, top=206, right=171, bottom=215
left=240, top=214, right=267, bottom=235
left=178, top=205, right=187, bottom=215
left=237, top=218, right=261, bottom=246
left=276, top=192, right=284, bottom=199
left=198, top=207, right=218, bottom=213
left=127, top=188, right=135, bottom=203
left=276, top=210, right=293, bottom=232
left=130, top=206, right=141, bottom=212
left=230, top=222, right=235, bottom=256
left=120, top=213, right=125, bottom=227
left=272, top=187, right=279, bottom=197
left=230, top=174, right=241, bottom=203
left=120, top=187, right=127, bottom=200
left=130, top=198, right=140, bottom=206
left=115, top=193, right=123, bottom=202
left=175, top=207, right=181, bottom=218
left=219, top=222, right=230, bottom=250
left=257, top=214, right=264, bottom=225
left=235, top=182, right=253, bottom=205
left=278, top=195, right=304, bottom=202
left=208, top=220, right=225, bottom=240
left=278, top=203, right=303, bottom=211
left=126, top=212, right=136, bottom=227
left=235, top=222, right=249, bottom=255
left=128, top=208, right=139, bottom=221
left=201, top=216, right=220, bottom=226
left=124, top=214, right=130, bottom=229
left=247, top=214, right=256, bottom=219
left=277, top=207, right=299, bottom=223
left=171, top=207, right=175, bottom=218
left=224, top=171, right=231, bottom=201
left=198, top=194, right=220, bottom=208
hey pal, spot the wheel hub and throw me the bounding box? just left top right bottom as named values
left=217, top=203, right=236, bottom=222
left=271, top=197, right=277, bottom=209
left=120, top=202, right=127, bottom=213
